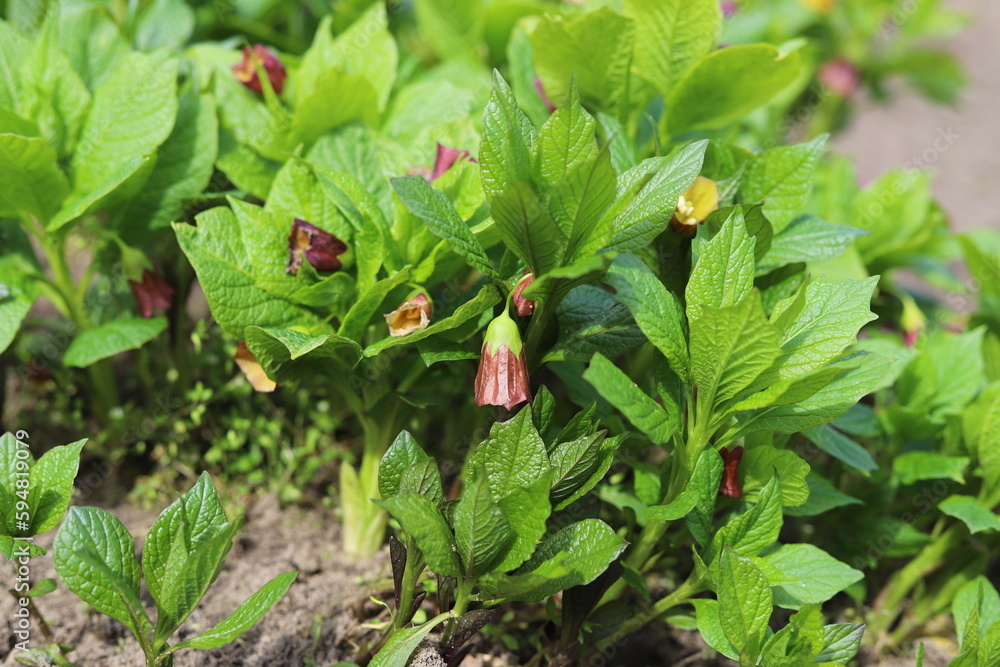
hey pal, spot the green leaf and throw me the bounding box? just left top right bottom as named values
left=691, top=599, right=739, bottom=661
left=756, top=216, right=865, bottom=274
left=363, top=285, right=501, bottom=357
left=893, top=452, right=969, bottom=485
left=711, top=476, right=782, bottom=561
left=686, top=210, right=756, bottom=321
left=27, top=439, right=86, bottom=534
left=624, top=0, right=721, bottom=96
left=391, top=176, right=499, bottom=279
left=605, top=141, right=708, bottom=252
left=53, top=507, right=145, bottom=633
left=414, top=0, right=484, bottom=62
left=604, top=253, right=689, bottom=381
left=647, top=448, right=722, bottom=521
left=665, top=43, right=801, bottom=135
left=267, top=158, right=353, bottom=243
left=174, top=203, right=328, bottom=337
left=954, top=577, right=1000, bottom=651
left=536, top=81, right=598, bottom=187
left=368, top=613, right=450, bottom=667
left=544, top=284, right=645, bottom=363
left=897, top=328, right=986, bottom=419
left=134, top=0, right=194, bottom=50
left=167, top=571, right=297, bottom=651
left=466, top=407, right=549, bottom=500
left=741, top=446, right=809, bottom=507
left=763, top=544, right=863, bottom=609
left=492, top=181, right=566, bottom=275
left=690, top=291, right=781, bottom=411
left=584, top=353, right=676, bottom=445
left=939, top=496, right=1000, bottom=534
left=529, top=8, right=634, bottom=113
left=815, top=623, right=865, bottom=663
left=551, top=434, right=625, bottom=511
left=377, top=494, right=461, bottom=578
left=70, top=51, right=178, bottom=200
left=741, top=136, right=827, bottom=232
left=549, top=151, right=617, bottom=263
left=454, top=476, right=515, bottom=579
left=62, top=317, right=167, bottom=368
left=339, top=267, right=413, bottom=342
left=0, top=259, right=39, bottom=355
left=48, top=155, right=151, bottom=232
left=244, top=327, right=362, bottom=383
left=784, top=472, right=863, bottom=517
left=801, top=425, right=878, bottom=475
left=330, top=3, right=397, bottom=109
left=686, top=450, right=726, bottom=547
left=0, top=134, right=69, bottom=222
left=480, top=71, right=537, bottom=202
left=495, top=474, right=552, bottom=573
left=379, top=431, right=429, bottom=500
left=291, top=68, right=379, bottom=146
left=718, top=545, right=772, bottom=657
left=397, top=458, right=445, bottom=506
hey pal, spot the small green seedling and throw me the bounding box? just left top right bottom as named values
left=53, top=473, right=296, bottom=667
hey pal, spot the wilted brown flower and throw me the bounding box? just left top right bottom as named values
left=718, top=446, right=744, bottom=499
left=232, top=45, right=287, bottom=95
left=384, top=293, right=433, bottom=337
left=286, top=218, right=348, bottom=275
left=430, top=144, right=476, bottom=183
left=475, top=311, right=530, bottom=411
left=235, top=342, right=277, bottom=393
left=129, top=270, right=174, bottom=319
left=512, top=273, right=535, bottom=317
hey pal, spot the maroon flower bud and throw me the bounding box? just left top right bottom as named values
left=286, top=218, right=348, bottom=275
left=475, top=310, right=530, bottom=411
left=430, top=144, right=476, bottom=183
left=819, top=58, right=860, bottom=98
left=534, top=77, right=556, bottom=115
left=232, top=45, right=287, bottom=95
left=129, top=270, right=174, bottom=319
left=512, top=272, right=535, bottom=317
left=384, top=293, right=433, bottom=337
left=235, top=342, right=277, bottom=393
left=718, top=446, right=744, bottom=499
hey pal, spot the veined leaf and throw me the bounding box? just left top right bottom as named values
left=454, top=476, right=515, bottom=579
left=480, top=71, right=537, bottom=202
left=584, top=353, right=677, bottom=445
left=0, top=134, right=68, bottom=222
left=741, top=136, right=827, bottom=232
left=466, top=407, right=549, bottom=500
left=686, top=210, right=756, bottom=321
left=62, top=317, right=168, bottom=368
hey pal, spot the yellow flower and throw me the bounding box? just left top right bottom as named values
left=384, top=294, right=433, bottom=337
left=799, top=0, right=836, bottom=13
left=670, top=176, right=719, bottom=235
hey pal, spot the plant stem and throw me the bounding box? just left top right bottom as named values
left=595, top=574, right=701, bottom=654
left=441, top=577, right=475, bottom=646
left=341, top=406, right=399, bottom=560
left=395, top=541, right=424, bottom=629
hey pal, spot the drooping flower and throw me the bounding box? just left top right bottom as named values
left=385, top=293, right=433, bottom=337
left=430, top=144, right=476, bottom=183
left=512, top=272, right=535, bottom=317
left=534, top=77, right=556, bottom=115
left=235, top=342, right=277, bottom=393
left=232, top=45, right=287, bottom=95
left=475, top=310, right=530, bottom=411
left=819, top=58, right=860, bottom=98
left=718, top=446, right=744, bottom=499
left=286, top=218, right=348, bottom=275
left=670, top=176, right=719, bottom=235
left=129, top=270, right=174, bottom=319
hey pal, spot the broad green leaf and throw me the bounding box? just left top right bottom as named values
left=453, top=476, right=515, bottom=579
left=467, top=407, right=548, bottom=501
left=760, top=604, right=824, bottom=664
left=545, top=284, right=644, bottom=363
left=893, top=452, right=969, bottom=485
left=174, top=203, right=328, bottom=337
left=415, top=0, right=485, bottom=62
left=851, top=169, right=935, bottom=270
left=665, top=43, right=801, bottom=135
left=166, top=571, right=297, bottom=651
left=763, top=544, right=863, bottom=609
left=62, top=317, right=167, bottom=368
left=495, top=474, right=552, bottom=573
left=731, top=366, right=842, bottom=414
left=815, top=623, right=865, bottom=663
left=711, top=476, right=782, bottom=561
left=691, top=599, right=739, bottom=661
left=741, top=136, right=827, bottom=232
left=377, top=494, right=461, bottom=578
left=363, top=284, right=501, bottom=357
left=0, top=134, right=68, bottom=222
left=550, top=151, right=617, bottom=262
left=396, top=458, right=445, bottom=506
left=897, top=328, right=986, bottom=419
left=135, top=0, right=194, bottom=51
left=379, top=431, right=429, bottom=500
left=53, top=507, right=144, bottom=633
left=339, top=267, right=413, bottom=342
left=584, top=353, right=676, bottom=445
left=604, top=253, right=688, bottom=381
left=491, top=181, right=566, bottom=275
left=784, top=472, right=863, bottom=517
left=267, top=158, right=353, bottom=243
left=536, top=82, right=599, bottom=187
left=245, top=327, right=362, bottom=383
left=368, top=613, right=450, bottom=667
left=70, top=51, right=178, bottom=198
left=480, top=71, right=536, bottom=202
left=646, top=448, right=722, bottom=521
left=48, top=155, right=151, bottom=231
left=0, top=21, right=29, bottom=110
left=756, top=216, right=865, bottom=274
left=56, top=6, right=130, bottom=91
left=624, top=0, right=721, bottom=96
left=27, top=439, right=86, bottom=534
left=741, top=446, right=809, bottom=507
left=939, top=496, right=1000, bottom=534
left=605, top=141, right=708, bottom=252
left=291, top=68, right=379, bottom=146
left=686, top=210, right=756, bottom=321
left=330, top=3, right=397, bottom=109
left=691, top=291, right=781, bottom=411
left=686, top=449, right=726, bottom=547
left=529, top=8, right=634, bottom=113
left=551, top=434, right=625, bottom=511
left=802, top=424, right=878, bottom=475
left=391, top=176, right=499, bottom=279
left=953, top=577, right=1000, bottom=651
left=718, top=545, right=772, bottom=657
left=0, top=258, right=39, bottom=354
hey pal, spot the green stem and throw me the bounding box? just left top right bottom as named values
left=595, top=574, right=701, bottom=654
left=341, top=404, right=400, bottom=560
left=441, top=577, right=475, bottom=646
left=395, top=542, right=425, bottom=629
